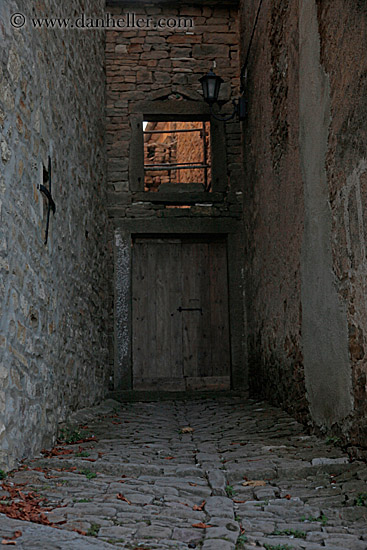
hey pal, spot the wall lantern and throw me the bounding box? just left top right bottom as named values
left=200, top=0, right=264, bottom=123
left=199, top=70, right=223, bottom=105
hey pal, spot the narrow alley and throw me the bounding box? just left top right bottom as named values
left=1, top=396, right=366, bottom=549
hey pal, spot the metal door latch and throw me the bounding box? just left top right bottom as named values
left=177, top=306, right=203, bottom=315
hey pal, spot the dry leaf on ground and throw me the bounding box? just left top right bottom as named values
left=72, top=528, right=86, bottom=536
left=0, top=483, right=56, bottom=526
left=180, top=427, right=194, bottom=433
left=117, top=493, right=131, bottom=505
left=193, top=500, right=206, bottom=511
left=1, top=531, right=22, bottom=546
left=192, top=522, right=213, bottom=529
left=242, top=480, right=266, bottom=487
left=41, top=447, right=73, bottom=458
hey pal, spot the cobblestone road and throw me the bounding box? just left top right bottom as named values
left=1, top=396, right=367, bottom=549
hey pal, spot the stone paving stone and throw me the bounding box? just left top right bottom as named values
left=204, top=516, right=239, bottom=543
left=0, top=396, right=367, bottom=549
left=202, top=539, right=234, bottom=549
left=205, top=495, right=234, bottom=518
left=207, top=468, right=227, bottom=495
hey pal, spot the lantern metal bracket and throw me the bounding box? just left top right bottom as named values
left=200, top=0, right=263, bottom=123
left=209, top=97, right=247, bottom=122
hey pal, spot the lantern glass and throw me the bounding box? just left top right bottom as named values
left=200, top=70, right=223, bottom=104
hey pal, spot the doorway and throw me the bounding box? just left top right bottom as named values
left=132, top=235, right=231, bottom=391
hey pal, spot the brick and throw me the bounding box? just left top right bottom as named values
left=145, top=36, right=166, bottom=43
left=141, top=51, right=169, bottom=59
left=109, top=83, right=136, bottom=92
left=167, top=34, right=202, bottom=44
left=153, top=72, right=172, bottom=84
left=127, top=44, right=143, bottom=53
left=157, top=59, right=172, bottom=68
left=171, top=46, right=192, bottom=57
left=144, top=59, right=159, bottom=67
left=192, top=44, right=230, bottom=58
left=136, top=69, right=153, bottom=83
left=115, top=44, right=127, bottom=53
left=203, top=32, right=238, bottom=44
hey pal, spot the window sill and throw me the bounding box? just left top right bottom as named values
left=132, top=191, right=224, bottom=204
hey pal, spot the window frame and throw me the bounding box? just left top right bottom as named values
left=129, top=101, right=227, bottom=203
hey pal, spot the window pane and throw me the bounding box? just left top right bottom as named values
left=143, top=120, right=211, bottom=192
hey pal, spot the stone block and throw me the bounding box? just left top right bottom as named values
left=193, top=44, right=230, bottom=58
left=167, top=34, right=202, bottom=44
left=141, top=51, right=169, bottom=59
left=115, top=44, right=127, bottom=53
left=203, top=32, right=238, bottom=45
left=205, top=496, right=234, bottom=518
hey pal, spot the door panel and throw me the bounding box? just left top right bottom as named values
left=132, top=236, right=230, bottom=390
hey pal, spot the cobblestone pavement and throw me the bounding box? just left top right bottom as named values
left=1, top=396, right=367, bottom=549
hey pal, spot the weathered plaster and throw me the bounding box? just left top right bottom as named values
left=240, top=0, right=306, bottom=419
left=299, top=0, right=353, bottom=427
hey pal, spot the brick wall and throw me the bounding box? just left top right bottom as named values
left=106, top=1, right=243, bottom=218
left=0, top=0, right=110, bottom=469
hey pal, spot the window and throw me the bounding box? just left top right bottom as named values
left=143, top=120, right=211, bottom=192
left=129, top=101, right=227, bottom=201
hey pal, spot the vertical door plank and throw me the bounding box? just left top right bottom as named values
left=209, top=241, right=230, bottom=376
left=146, top=243, right=158, bottom=380
left=197, top=242, right=212, bottom=377
left=181, top=242, right=200, bottom=379
left=155, top=241, right=183, bottom=381
left=155, top=242, right=169, bottom=379
left=169, top=242, right=183, bottom=379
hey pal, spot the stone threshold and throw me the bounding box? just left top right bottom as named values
left=108, top=389, right=249, bottom=403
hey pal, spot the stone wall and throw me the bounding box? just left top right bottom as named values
left=0, top=0, right=110, bottom=469
left=241, top=0, right=367, bottom=448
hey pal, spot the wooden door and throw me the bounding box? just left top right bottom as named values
left=132, top=236, right=231, bottom=391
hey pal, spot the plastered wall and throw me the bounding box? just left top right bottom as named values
left=241, top=0, right=367, bottom=449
